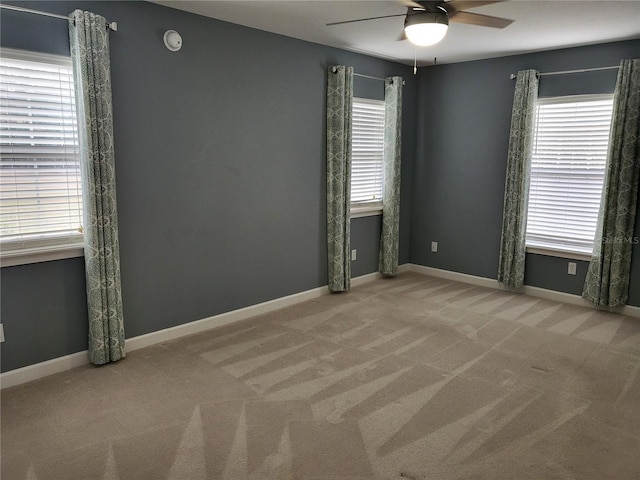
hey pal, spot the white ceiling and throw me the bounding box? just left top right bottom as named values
left=151, top=0, right=640, bottom=66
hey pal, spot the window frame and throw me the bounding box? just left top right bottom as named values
left=0, top=48, right=84, bottom=267
left=350, top=97, right=385, bottom=218
left=525, top=93, right=614, bottom=261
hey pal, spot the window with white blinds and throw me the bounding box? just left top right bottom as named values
left=526, top=94, right=614, bottom=256
left=351, top=98, right=385, bottom=209
left=0, top=49, right=83, bottom=257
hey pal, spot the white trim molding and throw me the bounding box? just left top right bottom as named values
left=125, top=284, right=330, bottom=352
left=4, top=264, right=638, bottom=389
left=350, top=207, right=383, bottom=219
left=0, top=270, right=387, bottom=389
left=0, top=351, right=88, bottom=389
left=1, top=245, right=84, bottom=268
left=405, top=264, right=640, bottom=318
left=525, top=246, right=591, bottom=262
left=125, top=272, right=386, bottom=353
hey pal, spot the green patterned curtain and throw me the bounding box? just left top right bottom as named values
left=583, top=59, right=640, bottom=308
left=379, top=76, right=403, bottom=275
left=497, top=69, right=538, bottom=288
left=326, top=66, right=353, bottom=292
left=69, top=10, right=125, bottom=364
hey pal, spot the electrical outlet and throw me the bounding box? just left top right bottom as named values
left=568, top=262, right=577, bottom=275
left=0, top=324, right=4, bottom=343
left=431, top=241, right=438, bottom=253
left=351, top=249, right=357, bottom=261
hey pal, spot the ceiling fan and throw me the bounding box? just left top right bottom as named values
left=327, top=1, right=514, bottom=47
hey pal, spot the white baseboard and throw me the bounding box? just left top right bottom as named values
left=396, top=264, right=412, bottom=274
left=125, top=284, right=331, bottom=352
left=350, top=270, right=383, bottom=286
left=5, top=264, right=637, bottom=389
left=0, top=270, right=386, bottom=389
left=405, top=264, right=640, bottom=318
left=407, top=264, right=500, bottom=289
left=0, top=351, right=88, bottom=390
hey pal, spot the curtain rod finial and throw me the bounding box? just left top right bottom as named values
left=109, top=22, right=118, bottom=31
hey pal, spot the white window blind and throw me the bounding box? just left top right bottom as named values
left=0, top=49, right=83, bottom=256
left=526, top=94, right=614, bottom=256
left=351, top=98, right=385, bottom=206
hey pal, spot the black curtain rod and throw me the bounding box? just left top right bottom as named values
left=0, top=4, right=117, bottom=31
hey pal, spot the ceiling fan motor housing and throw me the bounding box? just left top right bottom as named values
left=404, top=9, right=449, bottom=30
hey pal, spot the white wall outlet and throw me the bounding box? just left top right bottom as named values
left=568, top=262, right=577, bottom=275
left=351, top=249, right=357, bottom=261
left=431, top=241, right=438, bottom=253
left=0, top=323, right=4, bottom=343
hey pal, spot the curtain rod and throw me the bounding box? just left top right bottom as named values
left=331, top=67, right=405, bottom=85
left=509, top=65, right=619, bottom=80
left=354, top=72, right=406, bottom=85
left=330, top=67, right=384, bottom=82
left=0, top=4, right=118, bottom=31
left=354, top=72, right=385, bottom=82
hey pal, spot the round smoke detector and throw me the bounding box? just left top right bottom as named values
left=163, top=30, right=182, bottom=52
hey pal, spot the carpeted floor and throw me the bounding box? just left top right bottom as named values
left=2, top=272, right=640, bottom=479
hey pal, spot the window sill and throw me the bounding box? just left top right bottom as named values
left=1, top=244, right=84, bottom=268
left=526, top=246, right=592, bottom=262
left=351, top=205, right=383, bottom=218
left=350, top=202, right=382, bottom=218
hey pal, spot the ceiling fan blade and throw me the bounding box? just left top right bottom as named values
left=396, top=0, right=426, bottom=9
left=441, top=1, right=503, bottom=13
left=326, top=13, right=406, bottom=27
left=449, top=11, right=513, bottom=28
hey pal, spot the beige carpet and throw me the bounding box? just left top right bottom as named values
left=2, top=272, right=640, bottom=480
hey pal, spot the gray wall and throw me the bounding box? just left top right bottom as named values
left=1, top=1, right=637, bottom=374
left=411, top=39, right=640, bottom=306
left=0, top=1, right=417, bottom=372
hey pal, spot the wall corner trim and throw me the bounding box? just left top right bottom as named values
left=0, top=269, right=389, bottom=389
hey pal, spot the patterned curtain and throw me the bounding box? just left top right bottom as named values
left=379, top=76, right=403, bottom=275
left=326, top=66, right=353, bottom=292
left=497, top=69, right=538, bottom=288
left=69, top=10, right=125, bottom=364
left=583, top=59, right=640, bottom=308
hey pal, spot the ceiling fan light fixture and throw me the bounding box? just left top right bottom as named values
left=404, top=10, right=449, bottom=47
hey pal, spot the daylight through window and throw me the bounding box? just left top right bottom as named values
left=0, top=50, right=83, bottom=255
left=526, top=94, right=614, bottom=256
left=351, top=98, right=385, bottom=209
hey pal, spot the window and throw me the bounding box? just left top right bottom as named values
left=526, top=94, right=614, bottom=257
left=351, top=98, right=384, bottom=215
left=0, top=49, right=83, bottom=264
